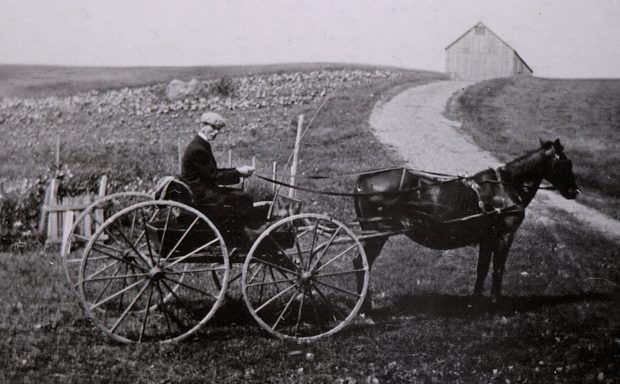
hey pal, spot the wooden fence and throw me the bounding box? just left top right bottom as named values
left=41, top=175, right=108, bottom=248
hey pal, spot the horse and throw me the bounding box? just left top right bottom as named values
left=353, top=139, right=579, bottom=313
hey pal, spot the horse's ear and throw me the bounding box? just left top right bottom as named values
left=553, top=139, right=564, bottom=152
left=540, top=139, right=553, bottom=150
left=543, top=139, right=555, bottom=156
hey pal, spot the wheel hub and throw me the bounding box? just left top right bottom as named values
left=148, top=266, right=162, bottom=280
left=298, top=271, right=313, bottom=284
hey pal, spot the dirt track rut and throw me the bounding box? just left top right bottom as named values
left=370, top=80, right=620, bottom=243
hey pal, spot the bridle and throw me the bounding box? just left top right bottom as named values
left=543, top=151, right=580, bottom=194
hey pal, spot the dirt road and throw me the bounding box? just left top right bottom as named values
left=370, top=80, right=620, bottom=242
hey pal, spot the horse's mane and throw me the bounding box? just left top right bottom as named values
left=503, top=146, right=548, bottom=176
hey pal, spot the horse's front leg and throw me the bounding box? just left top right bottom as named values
left=354, top=238, right=386, bottom=315
left=490, top=230, right=516, bottom=297
left=473, top=236, right=494, bottom=295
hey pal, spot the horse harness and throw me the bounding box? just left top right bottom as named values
left=459, top=168, right=523, bottom=222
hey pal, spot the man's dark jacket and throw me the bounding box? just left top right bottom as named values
left=181, top=135, right=240, bottom=200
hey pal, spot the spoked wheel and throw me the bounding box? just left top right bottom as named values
left=212, top=262, right=247, bottom=302
left=242, top=213, right=369, bottom=342
left=62, top=192, right=152, bottom=297
left=78, top=200, right=229, bottom=343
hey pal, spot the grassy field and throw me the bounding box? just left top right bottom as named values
left=2, top=210, right=618, bottom=383
left=447, top=76, right=620, bottom=219
left=1, top=67, right=619, bottom=383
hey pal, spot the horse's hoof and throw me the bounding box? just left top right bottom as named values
left=490, top=293, right=504, bottom=304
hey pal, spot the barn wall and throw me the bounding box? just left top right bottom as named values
left=446, top=26, right=523, bottom=81
left=513, top=55, right=533, bottom=76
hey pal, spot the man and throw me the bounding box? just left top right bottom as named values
left=181, top=111, right=256, bottom=226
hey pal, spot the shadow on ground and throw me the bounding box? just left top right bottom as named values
left=372, top=292, right=613, bottom=319
left=195, top=292, right=616, bottom=341
left=90, top=293, right=613, bottom=344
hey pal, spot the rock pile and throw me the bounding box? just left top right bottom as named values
left=0, top=69, right=399, bottom=126
left=165, top=78, right=201, bottom=100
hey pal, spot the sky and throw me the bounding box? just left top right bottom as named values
left=1, top=0, right=619, bottom=78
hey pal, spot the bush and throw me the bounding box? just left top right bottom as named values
left=211, top=76, right=235, bottom=98
left=0, top=178, right=47, bottom=251
left=0, top=162, right=159, bottom=251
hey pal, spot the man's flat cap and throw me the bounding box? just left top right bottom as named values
left=200, top=112, right=226, bottom=128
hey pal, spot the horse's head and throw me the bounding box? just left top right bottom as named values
left=540, top=139, right=580, bottom=199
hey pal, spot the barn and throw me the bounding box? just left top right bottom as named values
left=445, top=22, right=533, bottom=81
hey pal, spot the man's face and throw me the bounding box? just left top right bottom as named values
left=200, top=123, right=222, bottom=141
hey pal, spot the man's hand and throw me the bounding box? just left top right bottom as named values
left=236, top=165, right=255, bottom=178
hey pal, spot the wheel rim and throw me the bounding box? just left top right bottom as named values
left=242, top=213, right=368, bottom=342
left=61, top=192, right=152, bottom=297
left=78, top=200, right=229, bottom=343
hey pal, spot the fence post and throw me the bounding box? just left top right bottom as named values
left=46, top=178, right=60, bottom=242
left=272, top=162, right=277, bottom=194
left=242, top=156, right=256, bottom=192
left=61, top=209, right=74, bottom=252
left=94, top=176, right=107, bottom=232
left=289, top=114, right=304, bottom=198
left=98, top=175, right=108, bottom=198
left=55, top=136, right=61, bottom=170
left=39, top=182, right=51, bottom=234
left=81, top=195, right=92, bottom=238
left=177, top=138, right=182, bottom=174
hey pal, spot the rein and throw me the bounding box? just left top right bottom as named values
left=255, top=170, right=557, bottom=198
left=255, top=173, right=556, bottom=197
left=267, top=167, right=460, bottom=180
left=255, top=174, right=431, bottom=197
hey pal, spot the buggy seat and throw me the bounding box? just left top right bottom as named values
left=154, top=176, right=237, bottom=225
left=154, top=176, right=194, bottom=203
left=153, top=176, right=302, bottom=248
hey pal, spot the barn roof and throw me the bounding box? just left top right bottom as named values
left=445, top=22, right=533, bottom=73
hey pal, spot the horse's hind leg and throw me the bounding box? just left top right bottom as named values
left=473, top=236, right=493, bottom=295
left=354, top=238, right=386, bottom=315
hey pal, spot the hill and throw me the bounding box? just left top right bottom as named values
left=0, top=64, right=442, bottom=182
left=0, top=63, right=430, bottom=99
left=448, top=76, right=620, bottom=219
